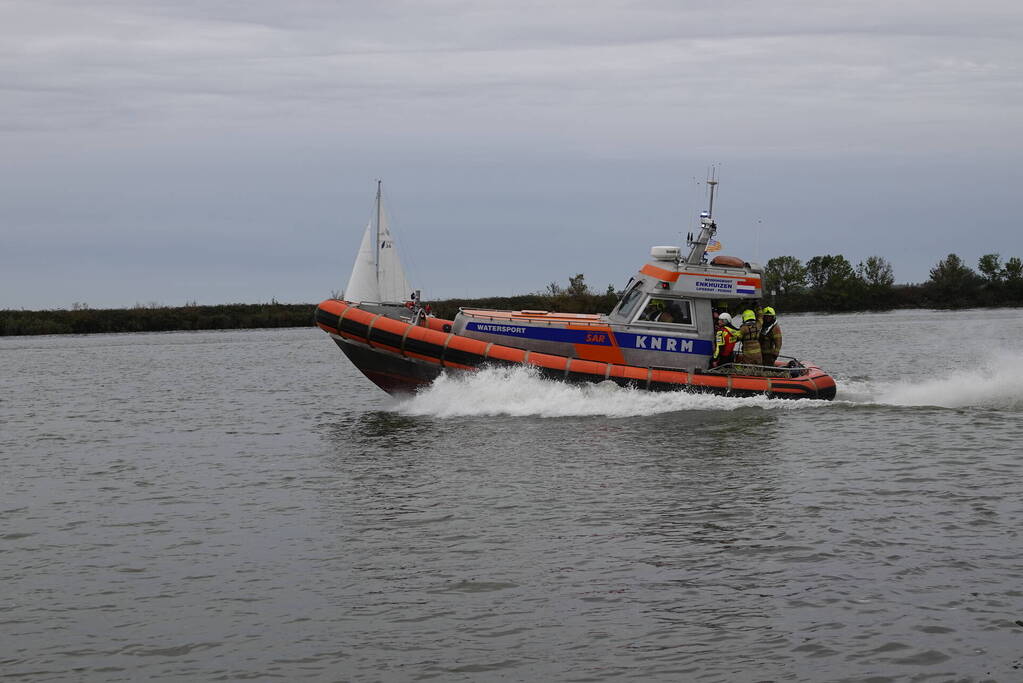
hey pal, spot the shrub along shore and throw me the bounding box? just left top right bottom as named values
left=4, top=252, right=1021, bottom=336
left=0, top=302, right=318, bottom=336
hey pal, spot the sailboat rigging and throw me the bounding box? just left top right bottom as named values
left=343, top=181, right=412, bottom=304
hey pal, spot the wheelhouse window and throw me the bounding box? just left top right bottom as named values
left=636, top=297, right=693, bottom=326
left=614, top=282, right=645, bottom=320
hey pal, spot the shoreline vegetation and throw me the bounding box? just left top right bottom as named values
left=4, top=252, right=1022, bottom=337
left=0, top=301, right=317, bottom=337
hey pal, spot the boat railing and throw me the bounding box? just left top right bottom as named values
left=704, top=356, right=809, bottom=377
left=460, top=310, right=611, bottom=328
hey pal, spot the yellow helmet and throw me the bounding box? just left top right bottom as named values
left=762, top=306, right=776, bottom=316
left=742, top=309, right=756, bottom=322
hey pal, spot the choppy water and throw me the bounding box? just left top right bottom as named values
left=2, top=308, right=1022, bottom=682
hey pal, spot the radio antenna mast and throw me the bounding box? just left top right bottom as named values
left=706, top=167, right=719, bottom=218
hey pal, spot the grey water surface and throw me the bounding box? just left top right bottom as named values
left=2, top=309, right=1022, bottom=682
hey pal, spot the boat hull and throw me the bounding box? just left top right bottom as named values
left=334, top=337, right=443, bottom=394
left=315, top=299, right=837, bottom=400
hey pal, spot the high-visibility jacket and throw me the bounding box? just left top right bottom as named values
left=714, top=325, right=739, bottom=360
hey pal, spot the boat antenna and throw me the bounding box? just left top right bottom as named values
left=706, top=167, right=718, bottom=218
left=684, top=168, right=720, bottom=265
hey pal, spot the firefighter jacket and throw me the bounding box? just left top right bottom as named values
left=760, top=320, right=782, bottom=357
left=737, top=320, right=762, bottom=364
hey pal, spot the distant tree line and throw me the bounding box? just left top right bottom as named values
left=428, top=273, right=619, bottom=320
left=0, top=301, right=316, bottom=336
left=2, top=277, right=617, bottom=337
left=430, top=252, right=1023, bottom=320
left=763, top=252, right=1023, bottom=311
left=6, top=254, right=1022, bottom=337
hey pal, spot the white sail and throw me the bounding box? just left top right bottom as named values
left=342, top=183, right=412, bottom=304
left=374, top=199, right=412, bottom=303
left=343, top=221, right=378, bottom=303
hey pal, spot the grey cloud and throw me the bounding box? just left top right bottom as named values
left=1, top=1, right=1021, bottom=308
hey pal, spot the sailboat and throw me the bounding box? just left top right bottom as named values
left=343, top=181, right=413, bottom=305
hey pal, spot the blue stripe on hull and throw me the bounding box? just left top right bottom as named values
left=614, top=332, right=713, bottom=356
left=465, top=322, right=612, bottom=346
left=464, top=321, right=712, bottom=356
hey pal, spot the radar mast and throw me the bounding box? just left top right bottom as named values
left=684, top=170, right=720, bottom=265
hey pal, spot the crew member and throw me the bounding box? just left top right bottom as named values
left=662, top=301, right=688, bottom=324
left=735, top=309, right=763, bottom=368
left=642, top=300, right=664, bottom=321
left=760, top=306, right=783, bottom=368
left=643, top=299, right=682, bottom=323
left=712, top=312, right=739, bottom=367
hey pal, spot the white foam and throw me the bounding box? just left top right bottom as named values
left=838, top=349, right=1023, bottom=411
left=393, top=348, right=1023, bottom=418
left=395, top=365, right=830, bottom=418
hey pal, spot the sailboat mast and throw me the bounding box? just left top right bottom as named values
left=374, top=180, right=382, bottom=286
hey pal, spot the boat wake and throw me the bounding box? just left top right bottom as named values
left=837, top=349, right=1023, bottom=411
left=395, top=365, right=830, bottom=418
left=393, top=350, right=1023, bottom=418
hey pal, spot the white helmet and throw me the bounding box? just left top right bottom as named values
left=717, top=312, right=732, bottom=324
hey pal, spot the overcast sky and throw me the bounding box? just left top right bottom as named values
left=2, top=0, right=1021, bottom=309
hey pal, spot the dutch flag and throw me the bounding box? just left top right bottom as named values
left=736, top=285, right=756, bottom=296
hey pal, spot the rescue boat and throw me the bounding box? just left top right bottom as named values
left=316, top=182, right=837, bottom=400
